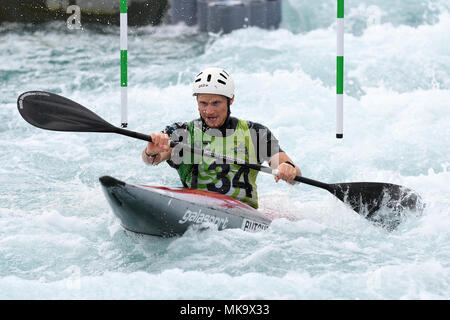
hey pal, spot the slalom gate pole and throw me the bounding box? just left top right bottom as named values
left=336, top=0, right=344, bottom=138
left=120, top=0, right=128, bottom=128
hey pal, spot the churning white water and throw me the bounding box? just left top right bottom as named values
left=0, top=0, right=449, bottom=299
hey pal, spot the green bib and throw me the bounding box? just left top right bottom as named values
left=175, top=119, right=260, bottom=209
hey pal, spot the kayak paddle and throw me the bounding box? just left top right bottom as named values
left=17, top=91, right=425, bottom=230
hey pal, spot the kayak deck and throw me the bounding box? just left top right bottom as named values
left=99, top=176, right=273, bottom=237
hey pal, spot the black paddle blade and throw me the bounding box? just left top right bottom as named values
left=330, top=182, right=425, bottom=231
left=17, top=91, right=116, bottom=133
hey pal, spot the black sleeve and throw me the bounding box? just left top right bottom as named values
left=163, top=122, right=188, bottom=138
left=247, top=121, right=284, bottom=164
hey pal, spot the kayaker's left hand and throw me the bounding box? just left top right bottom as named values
left=275, top=162, right=298, bottom=184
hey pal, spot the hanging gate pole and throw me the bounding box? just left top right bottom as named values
left=120, top=0, right=128, bottom=128
left=336, top=0, right=344, bottom=138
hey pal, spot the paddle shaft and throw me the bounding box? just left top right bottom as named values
left=117, top=127, right=153, bottom=141
left=117, top=127, right=331, bottom=191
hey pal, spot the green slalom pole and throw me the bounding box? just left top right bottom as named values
left=337, top=0, right=344, bottom=138
left=120, top=0, right=128, bottom=128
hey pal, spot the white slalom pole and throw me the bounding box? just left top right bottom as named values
left=120, top=0, right=128, bottom=128
left=337, top=0, right=344, bottom=138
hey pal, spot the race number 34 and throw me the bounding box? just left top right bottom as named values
left=205, top=163, right=253, bottom=197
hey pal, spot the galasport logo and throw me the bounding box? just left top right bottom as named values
left=178, top=209, right=229, bottom=229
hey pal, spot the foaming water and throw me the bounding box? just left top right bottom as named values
left=0, top=0, right=449, bottom=299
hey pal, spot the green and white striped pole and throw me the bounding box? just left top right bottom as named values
left=120, top=0, right=128, bottom=128
left=336, top=0, right=344, bottom=138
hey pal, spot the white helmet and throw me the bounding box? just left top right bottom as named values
left=192, top=67, right=235, bottom=99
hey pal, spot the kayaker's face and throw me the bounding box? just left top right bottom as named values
left=197, top=94, right=233, bottom=128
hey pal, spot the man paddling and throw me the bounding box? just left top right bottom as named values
left=142, top=67, right=301, bottom=209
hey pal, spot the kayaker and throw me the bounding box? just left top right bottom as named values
left=142, top=67, right=301, bottom=209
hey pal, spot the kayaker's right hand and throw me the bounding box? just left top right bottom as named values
left=146, top=132, right=170, bottom=155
